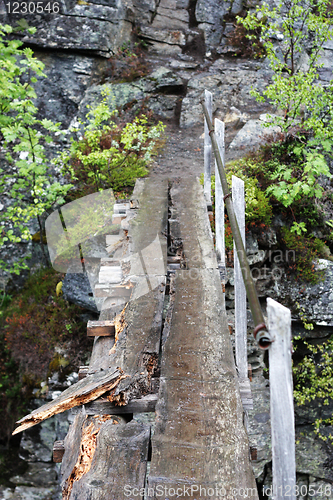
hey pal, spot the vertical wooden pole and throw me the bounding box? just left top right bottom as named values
left=233, top=176, right=247, bottom=380
left=204, top=90, right=212, bottom=209
left=214, top=119, right=225, bottom=268
left=267, top=298, right=296, bottom=500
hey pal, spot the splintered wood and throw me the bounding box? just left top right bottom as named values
left=12, top=370, right=127, bottom=435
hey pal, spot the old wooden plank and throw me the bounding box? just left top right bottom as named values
left=147, top=269, right=258, bottom=499
left=267, top=298, right=296, bottom=500
left=87, top=320, right=115, bottom=337
left=233, top=175, right=248, bottom=381
left=12, top=369, right=125, bottom=434
left=215, top=118, right=225, bottom=267
left=53, top=440, right=65, bottom=463
left=204, top=89, right=213, bottom=208
left=74, top=393, right=158, bottom=416
left=94, top=283, right=133, bottom=299
left=63, top=420, right=150, bottom=500
left=170, top=177, right=218, bottom=270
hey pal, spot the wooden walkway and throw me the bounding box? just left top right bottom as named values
left=13, top=175, right=258, bottom=500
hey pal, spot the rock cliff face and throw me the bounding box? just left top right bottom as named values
left=1, top=0, right=333, bottom=498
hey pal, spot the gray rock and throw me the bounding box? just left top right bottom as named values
left=139, top=26, right=186, bottom=51
left=62, top=272, right=98, bottom=312
left=5, top=486, right=57, bottom=500
left=10, top=463, right=57, bottom=488
left=276, top=260, right=333, bottom=326
left=247, top=385, right=272, bottom=479
left=229, top=119, right=281, bottom=156
left=21, top=5, right=133, bottom=58
left=33, top=52, right=102, bottom=127
left=296, top=426, right=333, bottom=482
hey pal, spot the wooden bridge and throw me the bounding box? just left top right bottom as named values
left=12, top=96, right=296, bottom=499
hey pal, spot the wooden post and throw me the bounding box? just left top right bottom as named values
left=214, top=118, right=225, bottom=268
left=53, top=440, right=65, bottom=463
left=232, top=175, right=247, bottom=380
left=204, top=89, right=212, bottom=209
left=267, top=298, right=296, bottom=500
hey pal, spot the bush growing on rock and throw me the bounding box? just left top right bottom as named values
left=57, top=90, right=165, bottom=198
left=0, top=22, right=72, bottom=276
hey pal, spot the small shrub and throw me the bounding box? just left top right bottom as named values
left=293, top=336, right=333, bottom=442
left=0, top=267, right=91, bottom=438
left=58, top=91, right=165, bottom=199
left=105, top=42, right=149, bottom=83
left=227, top=21, right=265, bottom=59
left=281, top=227, right=325, bottom=283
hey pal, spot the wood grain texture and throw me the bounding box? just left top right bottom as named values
left=233, top=176, right=248, bottom=381
left=13, top=369, right=124, bottom=434
left=170, top=177, right=218, bottom=270
left=215, top=118, right=225, bottom=266
left=87, top=320, right=115, bottom=337
left=147, top=268, right=258, bottom=499
left=204, top=89, right=213, bottom=207
left=267, top=298, right=296, bottom=500
left=67, top=421, right=150, bottom=500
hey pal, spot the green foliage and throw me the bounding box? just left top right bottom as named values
left=0, top=267, right=91, bottom=439
left=58, top=90, right=165, bottom=197
left=238, top=0, right=333, bottom=137
left=0, top=22, right=72, bottom=274
left=265, top=140, right=332, bottom=208
left=281, top=227, right=325, bottom=282
left=293, top=337, right=333, bottom=441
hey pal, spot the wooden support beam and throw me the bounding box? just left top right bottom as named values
left=53, top=440, right=65, bottom=463
left=215, top=118, right=225, bottom=268
left=12, top=369, right=125, bottom=435
left=87, top=320, right=115, bottom=337
left=233, top=175, right=248, bottom=381
left=78, top=366, right=89, bottom=380
left=267, top=298, right=296, bottom=500
left=94, top=283, right=133, bottom=299
left=239, top=378, right=253, bottom=411
left=204, top=89, right=213, bottom=208
left=74, top=393, right=158, bottom=416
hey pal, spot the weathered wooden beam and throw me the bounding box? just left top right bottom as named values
left=147, top=269, right=258, bottom=498
left=61, top=417, right=150, bottom=500
left=53, top=440, right=65, bottom=463
left=204, top=89, right=213, bottom=208
left=74, top=393, right=158, bottom=416
left=78, top=366, right=89, bottom=380
left=87, top=320, right=115, bottom=337
left=12, top=369, right=125, bottom=435
left=94, top=283, right=133, bottom=299
left=233, top=175, right=248, bottom=381
left=267, top=298, right=296, bottom=500
left=215, top=118, right=225, bottom=267
left=239, top=378, right=253, bottom=411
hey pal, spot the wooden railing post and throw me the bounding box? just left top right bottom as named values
left=204, top=90, right=212, bottom=209
left=232, top=175, right=247, bottom=380
left=214, top=118, right=225, bottom=269
left=267, top=298, right=296, bottom=500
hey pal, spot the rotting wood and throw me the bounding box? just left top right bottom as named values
left=62, top=419, right=150, bottom=500
left=12, top=369, right=127, bottom=434
left=62, top=413, right=120, bottom=500
left=87, top=320, right=115, bottom=337
left=53, top=440, right=65, bottom=463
